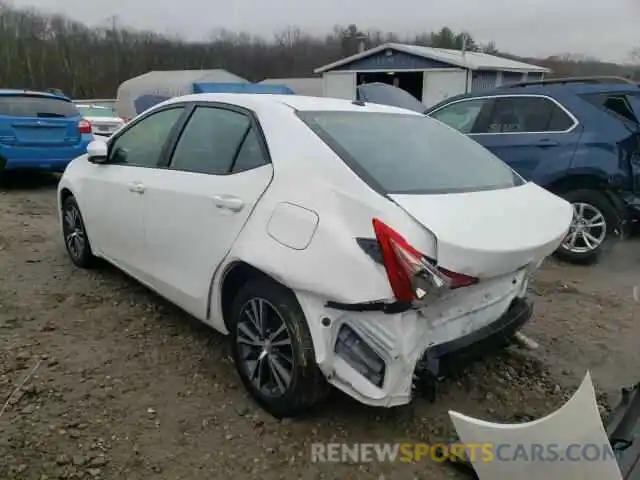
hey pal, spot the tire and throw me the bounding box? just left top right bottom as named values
left=61, top=196, right=96, bottom=269
left=554, top=189, right=620, bottom=265
left=229, top=277, right=329, bottom=418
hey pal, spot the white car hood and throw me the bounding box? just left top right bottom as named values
left=449, top=372, right=622, bottom=479
left=389, top=182, right=573, bottom=278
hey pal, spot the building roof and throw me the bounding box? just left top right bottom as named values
left=119, top=69, right=249, bottom=89
left=258, top=77, right=323, bottom=96
left=314, top=43, right=551, bottom=74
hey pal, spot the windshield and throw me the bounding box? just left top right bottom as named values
left=298, top=111, right=524, bottom=194
left=77, top=105, right=117, bottom=118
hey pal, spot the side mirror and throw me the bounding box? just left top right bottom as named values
left=86, top=140, right=108, bottom=164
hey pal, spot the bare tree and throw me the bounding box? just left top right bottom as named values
left=0, top=2, right=634, bottom=97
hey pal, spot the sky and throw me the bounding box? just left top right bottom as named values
left=8, top=0, right=640, bottom=63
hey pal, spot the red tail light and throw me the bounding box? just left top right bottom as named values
left=78, top=119, right=92, bottom=134
left=438, top=267, right=478, bottom=289
left=121, top=117, right=129, bottom=123
left=372, top=219, right=477, bottom=302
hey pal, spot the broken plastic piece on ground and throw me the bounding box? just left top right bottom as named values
left=448, top=372, right=623, bottom=479
left=604, top=380, right=640, bottom=478
left=513, top=331, right=540, bottom=350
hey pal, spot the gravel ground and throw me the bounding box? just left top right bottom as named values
left=1, top=173, right=639, bottom=480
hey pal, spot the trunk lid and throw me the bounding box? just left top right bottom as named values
left=86, top=116, right=124, bottom=135
left=10, top=119, right=79, bottom=146
left=389, top=182, right=573, bottom=278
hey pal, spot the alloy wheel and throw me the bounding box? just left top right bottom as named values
left=236, top=298, right=295, bottom=398
left=561, top=202, right=607, bottom=254
left=63, top=203, right=86, bottom=260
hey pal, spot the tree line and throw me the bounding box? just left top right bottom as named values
left=0, top=2, right=637, bottom=99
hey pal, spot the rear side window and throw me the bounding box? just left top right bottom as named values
left=231, top=128, right=269, bottom=173
left=0, top=95, right=79, bottom=118
left=602, top=95, right=638, bottom=123
left=298, top=111, right=524, bottom=195
left=169, top=106, right=263, bottom=175
left=479, top=97, right=575, bottom=133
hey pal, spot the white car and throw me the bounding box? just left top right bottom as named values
left=57, top=93, right=572, bottom=417
left=75, top=104, right=125, bottom=136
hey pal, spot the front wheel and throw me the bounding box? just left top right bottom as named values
left=229, top=277, right=329, bottom=418
left=554, top=189, right=620, bottom=264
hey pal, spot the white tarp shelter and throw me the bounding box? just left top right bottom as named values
left=115, top=69, right=249, bottom=119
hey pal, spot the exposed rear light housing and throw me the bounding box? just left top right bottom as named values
left=372, top=218, right=477, bottom=303
left=334, top=324, right=386, bottom=387
left=78, top=119, right=92, bottom=134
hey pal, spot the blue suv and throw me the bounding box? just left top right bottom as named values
left=358, top=78, right=640, bottom=263
left=0, top=89, right=92, bottom=174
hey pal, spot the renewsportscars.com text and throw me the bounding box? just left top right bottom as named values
left=310, top=442, right=616, bottom=463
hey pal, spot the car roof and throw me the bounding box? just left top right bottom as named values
left=494, top=83, right=640, bottom=95
left=426, top=83, right=640, bottom=113
left=162, top=93, right=423, bottom=115
left=0, top=89, right=71, bottom=101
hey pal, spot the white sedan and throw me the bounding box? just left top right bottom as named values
left=75, top=104, right=125, bottom=136
left=57, top=93, right=572, bottom=417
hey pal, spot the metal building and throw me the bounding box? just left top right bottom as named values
left=314, top=43, right=551, bottom=108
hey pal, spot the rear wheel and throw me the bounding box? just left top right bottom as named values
left=555, top=189, right=620, bottom=264
left=229, top=277, right=329, bottom=418
left=62, top=196, right=96, bottom=268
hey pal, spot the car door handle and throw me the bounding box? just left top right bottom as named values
left=128, top=182, right=146, bottom=194
left=538, top=139, right=559, bottom=148
left=212, top=194, right=244, bottom=212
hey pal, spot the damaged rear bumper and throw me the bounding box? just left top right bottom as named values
left=303, top=271, right=533, bottom=407
left=418, top=297, right=532, bottom=378
left=414, top=298, right=531, bottom=400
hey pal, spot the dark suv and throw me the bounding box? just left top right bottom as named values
left=359, top=78, right=640, bottom=264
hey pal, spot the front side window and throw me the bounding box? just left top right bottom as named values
left=429, top=99, right=488, bottom=134
left=298, top=110, right=523, bottom=195
left=170, top=106, right=254, bottom=175
left=108, top=107, right=184, bottom=167
left=481, top=96, right=574, bottom=133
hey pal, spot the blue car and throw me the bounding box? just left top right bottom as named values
left=0, top=89, right=92, bottom=174
left=358, top=78, right=640, bottom=263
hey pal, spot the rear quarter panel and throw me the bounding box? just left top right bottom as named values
left=557, top=94, right=634, bottom=190
left=209, top=104, right=438, bottom=330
